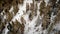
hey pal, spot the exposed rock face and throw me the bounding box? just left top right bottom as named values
left=0, top=0, right=60, bottom=34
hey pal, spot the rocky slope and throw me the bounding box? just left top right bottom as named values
left=0, top=0, right=60, bottom=34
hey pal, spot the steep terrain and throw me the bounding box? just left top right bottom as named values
left=0, top=0, right=60, bottom=34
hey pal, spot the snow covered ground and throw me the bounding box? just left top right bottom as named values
left=1, top=0, right=60, bottom=34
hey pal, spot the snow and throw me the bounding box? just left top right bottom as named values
left=4, top=0, right=60, bottom=34
left=11, top=0, right=43, bottom=34
left=54, top=22, right=60, bottom=31
left=44, top=0, right=49, bottom=6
